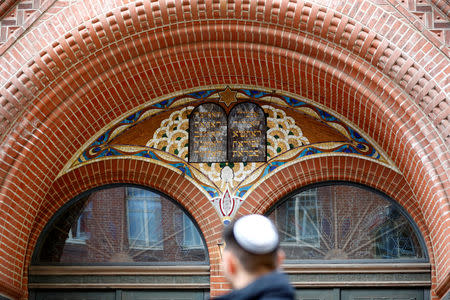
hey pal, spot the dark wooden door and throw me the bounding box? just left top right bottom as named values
left=341, top=288, right=424, bottom=300
left=33, top=290, right=116, bottom=300
left=122, top=290, right=206, bottom=300
left=31, top=289, right=207, bottom=300
left=295, top=288, right=426, bottom=300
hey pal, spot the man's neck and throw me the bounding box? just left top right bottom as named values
left=232, top=269, right=273, bottom=290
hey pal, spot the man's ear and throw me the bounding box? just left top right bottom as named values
left=276, top=249, right=285, bottom=269
left=222, top=250, right=238, bottom=277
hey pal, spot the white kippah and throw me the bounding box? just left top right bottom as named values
left=233, top=214, right=279, bottom=254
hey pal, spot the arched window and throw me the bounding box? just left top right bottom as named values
left=267, top=183, right=427, bottom=262
left=33, top=185, right=208, bottom=264
left=265, top=183, right=430, bottom=297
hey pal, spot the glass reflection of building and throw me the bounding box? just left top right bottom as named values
left=268, top=184, right=424, bottom=262
left=35, top=186, right=207, bottom=265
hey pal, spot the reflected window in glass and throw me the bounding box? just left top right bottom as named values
left=67, top=201, right=92, bottom=244
left=268, top=184, right=426, bottom=262
left=280, top=189, right=319, bottom=246
left=126, top=188, right=163, bottom=249
left=182, top=214, right=203, bottom=249
left=33, top=186, right=208, bottom=265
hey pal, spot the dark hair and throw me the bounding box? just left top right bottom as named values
left=222, top=218, right=279, bottom=273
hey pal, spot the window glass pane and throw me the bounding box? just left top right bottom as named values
left=67, top=201, right=92, bottom=244
left=268, top=184, right=426, bottom=261
left=126, top=190, right=163, bottom=249
left=34, top=186, right=207, bottom=264
left=128, top=209, right=145, bottom=243
left=128, top=198, right=144, bottom=211
left=182, top=214, right=203, bottom=248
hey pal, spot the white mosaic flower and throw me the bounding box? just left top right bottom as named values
left=146, top=107, right=193, bottom=159
left=263, top=105, right=309, bottom=158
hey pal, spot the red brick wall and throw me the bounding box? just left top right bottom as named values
left=0, top=0, right=448, bottom=299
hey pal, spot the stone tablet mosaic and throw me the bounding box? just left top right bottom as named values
left=228, top=103, right=266, bottom=162
left=189, top=103, right=227, bottom=162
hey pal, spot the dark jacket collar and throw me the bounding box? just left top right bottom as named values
left=214, top=271, right=295, bottom=300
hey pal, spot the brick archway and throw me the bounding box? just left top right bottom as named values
left=0, top=0, right=448, bottom=299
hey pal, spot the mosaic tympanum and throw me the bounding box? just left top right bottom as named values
left=61, top=87, right=397, bottom=221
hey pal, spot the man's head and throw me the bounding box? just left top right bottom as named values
left=221, top=214, right=285, bottom=289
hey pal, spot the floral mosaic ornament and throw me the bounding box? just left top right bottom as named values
left=62, top=87, right=397, bottom=220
